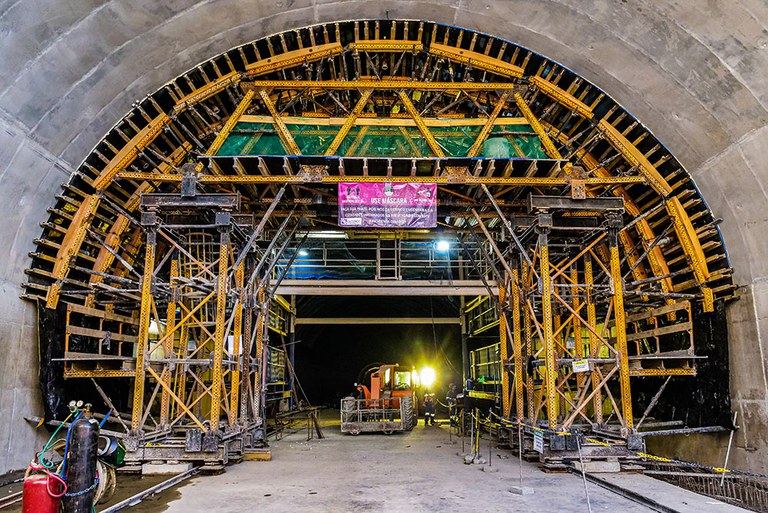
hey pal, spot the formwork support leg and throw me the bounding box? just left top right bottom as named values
left=537, top=223, right=558, bottom=430
left=131, top=224, right=157, bottom=433
left=608, top=216, right=633, bottom=432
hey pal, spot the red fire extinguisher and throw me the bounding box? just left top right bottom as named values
left=21, top=463, right=66, bottom=513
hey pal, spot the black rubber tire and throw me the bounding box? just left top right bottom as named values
left=402, top=395, right=415, bottom=431
left=341, top=396, right=356, bottom=423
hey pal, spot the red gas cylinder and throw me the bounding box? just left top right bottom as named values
left=21, top=473, right=63, bottom=513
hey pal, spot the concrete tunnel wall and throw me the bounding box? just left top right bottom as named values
left=0, top=0, right=767, bottom=475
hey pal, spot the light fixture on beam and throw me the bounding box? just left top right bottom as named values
left=304, top=230, right=349, bottom=240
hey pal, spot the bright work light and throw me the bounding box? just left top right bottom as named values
left=435, top=240, right=450, bottom=252
left=420, top=366, right=437, bottom=388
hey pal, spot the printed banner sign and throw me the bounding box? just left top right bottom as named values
left=572, top=359, right=590, bottom=373
left=533, top=429, right=544, bottom=453
left=338, top=182, right=437, bottom=228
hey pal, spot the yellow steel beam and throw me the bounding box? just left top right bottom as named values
left=514, top=92, right=562, bottom=160
left=92, top=114, right=171, bottom=191
left=571, top=266, right=584, bottom=389
left=397, top=90, right=445, bottom=157
left=242, top=80, right=521, bottom=92
left=499, top=286, right=511, bottom=418
left=230, top=263, right=244, bottom=426
left=597, top=119, right=673, bottom=197
left=209, top=237, right=230, bottom=429
left=529, top=76, right=594, bottom=119
left=666, top=195, right=710, bottom=284
left=254, top=288, right=267, bottom=418
left=609, top=241, right=633, bottom=430
left=257, top=89, right=302, bottom=155
left=204, top=89, right=256, bottom=159
left=467, top=91, right=511, bottom=158
left=160, top=259, right=178, bottom=428
left=240, top=114, right=529, bottom=127
left=629, top=368, right=696, bottom=377
left=116, top=171, right=645, bottom=187
left=46, top=194, right=101, bottom=309
left=349, top=39, right=424, bottom=52
left=511, top=268, right=525, bottom=420
left=523, top=261, right=536, bottom=422
left=131, top=232, right=156, bottom=432
left=245, top=42, right=344, bottom=76
left=584, top=255, right=603, bottom=424
left=539, top=237, right=559, bottom=430
left=428, top=42, right=524, bottom=78
left=173, top=71, right=241, bottom=114
left=324, top=89, right=373, bottom=156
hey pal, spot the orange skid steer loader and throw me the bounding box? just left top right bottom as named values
left=341, top=364, right=418, bottom=435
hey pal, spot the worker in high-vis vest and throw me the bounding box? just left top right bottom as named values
left=424, top=393, right=436, bottom=426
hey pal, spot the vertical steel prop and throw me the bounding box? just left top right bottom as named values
left=131, top=218, right=157, bottom=434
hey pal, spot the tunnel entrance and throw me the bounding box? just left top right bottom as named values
left=24, top=19, right=733, bottom=472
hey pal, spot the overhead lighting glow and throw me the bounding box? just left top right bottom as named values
left=420, top=366, right=436, bottom=388
left=297, top=249, right=309, bottom=257
left=435, top=240, right=450, bottom=252
left=304, top=230, right=349, bottom=239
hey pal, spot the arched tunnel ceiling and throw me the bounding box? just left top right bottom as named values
left=1, top=1, right=767, bottom=475
left=1, top=1, right=767, bottom=289
left=21, top=19, right=734, bottom=312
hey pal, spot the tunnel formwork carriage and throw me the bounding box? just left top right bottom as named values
left=23, top=19, right=734, bottom=469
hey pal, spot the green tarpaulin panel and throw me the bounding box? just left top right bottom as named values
left=216, top=119, right=547, bottom=158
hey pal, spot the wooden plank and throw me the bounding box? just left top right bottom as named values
left=66, top=325, right=138, bottom=344
left=68, top=303, right=137, bottom=325
left=63, top=351, right=135, bottom=361
left=625, top=301, right=689, bottom=323
left=626, top=322, right=692, bottom=342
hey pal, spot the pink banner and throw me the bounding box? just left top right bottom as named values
left=338, top=182, right=437, bottom=228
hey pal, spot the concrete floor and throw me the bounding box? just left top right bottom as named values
left=156, top=414, right=746, bottom=513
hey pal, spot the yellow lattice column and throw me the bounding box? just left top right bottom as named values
left=584, top=254, right=603, bottom=425
left=254, top=287, right=267, bottom=421
left=523, top=261, right=536, bottom=423
left=499, top=284, right=511, bottom=418
left=131, top=225, right=157, bottom=433
left=538, top=225, right=558, bottom=430
left=571, top=265, right=584, bottom=388
left=209, top=226, right=231, bottom=430
left=608, top=217, right=633, bottom=431
left=230, top=263, right=244, bottom=426
left=160, top=259, right=179, bottom=427
left=511, top=266, right=525, bottom=420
